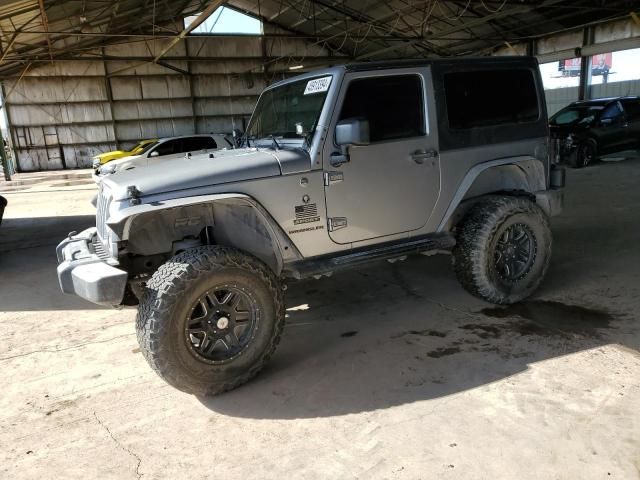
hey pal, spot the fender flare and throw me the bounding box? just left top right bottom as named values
left=437, top=156, right=546, bottom=231
left=107, top=193, right=301, bottom=274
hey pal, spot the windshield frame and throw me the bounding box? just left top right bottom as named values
left=244, top=74, right=335, bottom=149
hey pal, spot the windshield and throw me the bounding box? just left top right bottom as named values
left=245, top=75, right=332, bottom=145
left=550, top=105, right=603, bottom=126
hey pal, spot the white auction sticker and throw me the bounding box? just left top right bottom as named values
left=304, top=76, right=332, bottom=95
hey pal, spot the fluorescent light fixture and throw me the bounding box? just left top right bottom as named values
left=289, top=65, right=304, bottom=70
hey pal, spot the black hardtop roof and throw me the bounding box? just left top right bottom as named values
left=344, top=56, right=539, bottom=72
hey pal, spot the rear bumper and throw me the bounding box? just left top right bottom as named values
left=56, top=228, right=127, bottom=306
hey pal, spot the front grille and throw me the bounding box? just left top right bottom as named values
left=96, top=186, right=111, bottom=242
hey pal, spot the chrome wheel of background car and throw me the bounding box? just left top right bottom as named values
left=494, top=223, right=537, bottom=282
left=185, top=286, right=257, bottom=363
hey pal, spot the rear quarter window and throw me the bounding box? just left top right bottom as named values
left=444, top=69, right=540, bottom=129
left=622, top=100, right=640, bottom=121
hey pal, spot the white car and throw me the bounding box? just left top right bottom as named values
left=94, top=134, right=233, bottom=179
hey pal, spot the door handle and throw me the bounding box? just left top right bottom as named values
left=411, top=149, right=438, bottom=164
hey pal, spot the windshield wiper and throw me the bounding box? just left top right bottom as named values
left=251, top=135, right=283, bottom=150
left=243, top=134, right=256, bottom=148
left=268, top=135, right=281, bottom=151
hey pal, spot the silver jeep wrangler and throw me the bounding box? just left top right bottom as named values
left=57, top=57, right=564, bottom=396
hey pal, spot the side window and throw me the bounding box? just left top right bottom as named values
left=152, top=139, right=178, bottom=156
left=183, top=137, right=217, bottom=151
left=444, top=69, right=539, bottom=129
left=338, top=75, right=425, bottom=143
left=215, top=135, right=233, bottom=148
left=622, top=100, right=640, bottom=121
left=201, top=137, right=218, bottom=149
left=600, top=103, right=623, bottom=123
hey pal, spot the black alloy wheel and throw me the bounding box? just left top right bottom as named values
left=493, top=223, right=537, bottom=282
left=186, top=286, right=258, bottom=363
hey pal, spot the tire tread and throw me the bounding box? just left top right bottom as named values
left=135, top=246, right=285, bottom=396
left=452, top=195, right=552, bottom=304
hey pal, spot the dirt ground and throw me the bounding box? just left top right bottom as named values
left=1, top=159, right=639, bottom=479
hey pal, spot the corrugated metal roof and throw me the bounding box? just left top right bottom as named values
left=0, top=0, right=203, bottom=76
left=229, top=0, right=639, bottom=60
left=0, top=0, right=636, bottom=78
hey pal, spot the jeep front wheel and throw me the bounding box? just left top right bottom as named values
left=452, top=196, right=552, bottom=305
left=136, top=246, right=285, bottom=396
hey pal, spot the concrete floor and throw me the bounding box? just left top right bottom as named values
left=1, top=159, right=639, bottom=479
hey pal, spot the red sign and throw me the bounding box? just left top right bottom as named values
left=560, top=53, right=612, bottom=76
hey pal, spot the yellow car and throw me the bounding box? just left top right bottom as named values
left=92, top=139, right=158, bottom=168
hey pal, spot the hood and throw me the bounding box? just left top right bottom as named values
left=107, top=154, right=141, bottom=167
left=102, top=147, right=310, bottom=201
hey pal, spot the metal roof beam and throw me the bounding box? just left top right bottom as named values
left=37, top=0, right=53, bottom=60
left=152, top=0, right=225, bottom=64
left=356, top=0, right=567, bottom=60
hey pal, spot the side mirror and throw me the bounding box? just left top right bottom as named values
left=149, top=150, right=159, bottom=157
left=335, top=118, right=370, bottom=146
left=331, top=118, right=370, bottom=167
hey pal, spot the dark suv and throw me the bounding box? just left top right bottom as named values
left=550, top=96, right=640, bottom=168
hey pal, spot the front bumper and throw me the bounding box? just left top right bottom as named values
left=56, top=228, right=127, bottom=306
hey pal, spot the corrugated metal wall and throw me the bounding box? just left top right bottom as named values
left=2, top=30, right=336, bottom=171
left=591, top=79, right=640, bottom=98
left=545, top=87, right=580, bottom=116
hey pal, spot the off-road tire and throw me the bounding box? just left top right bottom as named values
left=136, top=246, right=285, bottom=396
left=452, top=196, right=552, bottom=305
left=570, top=138, right=598, bottom=168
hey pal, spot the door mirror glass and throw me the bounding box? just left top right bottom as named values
left=335, top=118, right=370, bottom=146
left=149, top=150, right=159, bottom=157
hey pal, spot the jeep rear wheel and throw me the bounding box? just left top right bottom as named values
left=452, top=196, right=552, bottom=305
left=136, top=246, right=285, bottom=396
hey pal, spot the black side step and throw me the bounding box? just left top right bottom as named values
left=284, top=233, right=456, bottom=280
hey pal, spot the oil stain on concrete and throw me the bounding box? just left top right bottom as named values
left=478, top=300, right=614, bottom=338
left=421, top=300, right=616, bottom=359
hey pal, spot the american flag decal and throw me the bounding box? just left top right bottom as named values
left=294, top=203, right=320, bottom=225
